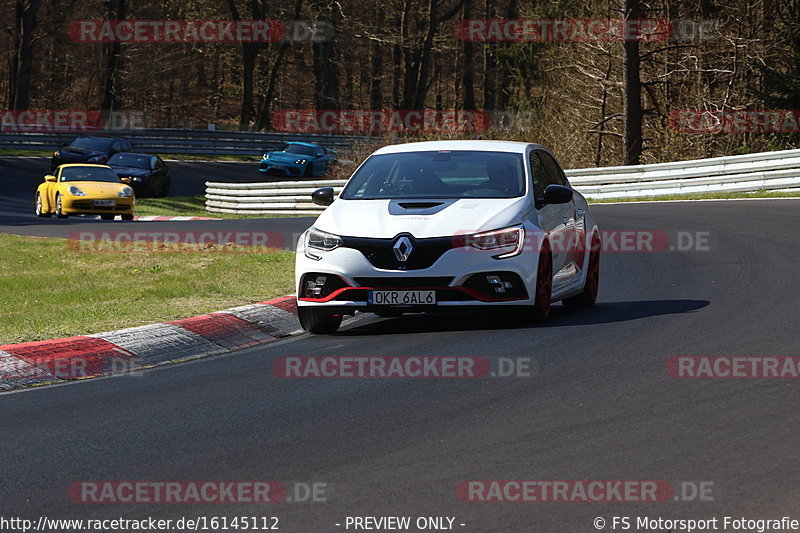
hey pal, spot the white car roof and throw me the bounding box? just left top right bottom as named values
left=372, top=140, right=537, bottom=155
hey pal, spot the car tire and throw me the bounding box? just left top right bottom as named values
left=121, top=214, right=134, bottom=221
left=298, top=306, right=342, bottom=334
left=563, top=233, right=601, bottom=309
left=530, top=242, right=552, bottom=321
left=55, top=194, right=68, bottom=218
left=304, top=164, right=313, bottom=177
left=35, top=193, right=51, bottom=217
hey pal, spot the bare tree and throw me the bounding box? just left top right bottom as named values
left=8, top=0, right=42, bottom=110
left=100, top=0, right=127, bottom=114
left=225, top=0, right=269, bottom=129
left=622, top=0, right=643, bottom=164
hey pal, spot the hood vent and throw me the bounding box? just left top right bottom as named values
left=397, top=202, right=444, bottom=209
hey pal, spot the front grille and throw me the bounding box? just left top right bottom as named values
left=342, top=235, right=454, bottom=270
left=353, top=277, right=453, bottom=288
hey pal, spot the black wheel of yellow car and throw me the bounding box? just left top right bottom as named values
left=121, top=214, right=134, bottom=221
left=35, top=193, right=51, bottom=218
left=55, top=194, right=68, bottom=218
left=100, top=214, right=115, bottom=220
left=298, top=307, right=342, bottom=334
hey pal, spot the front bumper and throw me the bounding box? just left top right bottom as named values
left=296, top=239, right=539, bottom=311
left=259, top=160, right=306, bottom=176
left=61, top=196, right=134, bottom=215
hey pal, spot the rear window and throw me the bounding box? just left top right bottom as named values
left=108, top=153, right=151, bottom=169
left=69, top=137, right=114, bottom=151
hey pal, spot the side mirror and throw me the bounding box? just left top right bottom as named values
left=120, top=177, right=132, bottom=184
left=45, top=175, right=57, bottom=182
left=311, top=187, right=335, bottom=206
left=542, top=184, right=573, bottom=204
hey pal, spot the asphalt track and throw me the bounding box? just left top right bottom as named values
left=2, top=156, right=800, bottom=531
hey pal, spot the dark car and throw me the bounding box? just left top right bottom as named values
left=259, top=142, right=337, bottom=177
left=51, top=135, right=133, bottom=171
left=107, top=152, right=171, bottom=197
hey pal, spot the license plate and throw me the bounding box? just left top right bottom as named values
left=93, top=200, right=115, bottom=206
left=368, top=290, right=436, bottom=306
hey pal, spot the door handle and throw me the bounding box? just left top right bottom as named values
left=562, top=216, right=570, bottom=225
left=577, top=208, right=585, bottom=215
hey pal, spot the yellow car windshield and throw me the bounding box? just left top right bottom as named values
left=60, top=167, right=121, bottom=183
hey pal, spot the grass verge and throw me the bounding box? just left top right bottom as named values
left=0, top=233, right=295, bottom=344
left=589, top=190, right=800, bottom=203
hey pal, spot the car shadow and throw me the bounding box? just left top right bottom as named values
left=337, top=299, right=710, bottom=336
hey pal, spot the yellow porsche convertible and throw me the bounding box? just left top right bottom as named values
left=35, top=164, right=135, bottom=220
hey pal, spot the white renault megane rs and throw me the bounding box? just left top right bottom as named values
left=295, top=140, right=601, bottom=333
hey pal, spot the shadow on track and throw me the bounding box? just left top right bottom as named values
left=337, top=299, right=710, bottom=336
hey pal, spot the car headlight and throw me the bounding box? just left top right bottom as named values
left=68, top=185, right=86, bottom=196
left=130, top=176, right=141, bottom=182
left=306, top=228, right=342, bottom=251
left=467, top=225, right=525, bottom=259
left=87, top=155, right=104, bottom=163
left=53, top=151, right=60, bottom=158
left=118, top=186, right=133, bottom=197
left=295, top=159, right=307, bottom=165
left=262, top=154, right=270, bottom=160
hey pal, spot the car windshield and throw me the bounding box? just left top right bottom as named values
left=340, top=150, right=526, bottom=200
left=60, top=166, right=122, bottom=183
left=277, top=143, right=316, bottom=156
left=68, top=137, right=114, bottom=151
left=108, top=153, right=151, bottom=169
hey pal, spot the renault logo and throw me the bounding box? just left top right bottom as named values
left=393, top=236, right=413, bottom=262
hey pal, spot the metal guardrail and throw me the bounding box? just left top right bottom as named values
left=205, top=148, right=800, bottom=214
left=0, top=129, right=383, bottom=155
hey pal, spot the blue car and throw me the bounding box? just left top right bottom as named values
left=259, top=142, right=336, bottom=177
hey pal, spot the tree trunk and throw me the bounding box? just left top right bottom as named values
left=10, top=0, right=42, bottom=111
left=461, top=0, right=475, bottom=110
left=100, top=0, right=127, bottom=114
left=311, top=0, right=340, bottom=110
left=226, top=0, right=268, bottom=130
left=369, top=4, right=385, bottom=111
left=482, top=0, right=496, bottom=110
left=622, top=0, right=643, bottom=165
